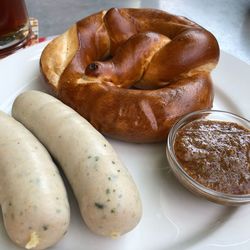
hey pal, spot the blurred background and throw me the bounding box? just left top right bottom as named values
left=26, top=0, right=250, bottom=64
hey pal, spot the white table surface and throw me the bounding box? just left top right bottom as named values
left=26, top=0, right=250, bottom=65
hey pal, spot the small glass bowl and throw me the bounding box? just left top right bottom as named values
left=166, top=109, right=250, bottom=206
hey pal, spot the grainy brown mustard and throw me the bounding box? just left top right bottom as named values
left=174, top=120, right=250, bottom=194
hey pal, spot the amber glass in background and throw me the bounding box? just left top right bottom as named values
left=0, top=0, right=30, bottom=58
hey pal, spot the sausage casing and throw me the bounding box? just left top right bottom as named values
left=0, top=111, right=70, bottom=249
left=12, top=90, right=142, bottom=237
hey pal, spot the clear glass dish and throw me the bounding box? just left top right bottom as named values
left=166, top=109, right=250, bottom=206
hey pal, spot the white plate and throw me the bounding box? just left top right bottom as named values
left=0, top=42, right=250, bottom=250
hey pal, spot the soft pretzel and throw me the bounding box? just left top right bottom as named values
left=40, top=8, right=219, bottom=143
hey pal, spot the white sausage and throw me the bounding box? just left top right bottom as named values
left=12, top=90, right=142, bottom=237
left=0, top=111, right=70, bottom=249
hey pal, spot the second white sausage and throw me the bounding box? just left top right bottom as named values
left=12, top=90, right=142, bottom=237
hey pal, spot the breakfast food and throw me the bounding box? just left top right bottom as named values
left=12, top=90, right=142, bottom=237
left=174, top=120, right=250, bottom=195
left=0, top=111, right=70, bottom=249
left=40, top=8, right=219, bottom=143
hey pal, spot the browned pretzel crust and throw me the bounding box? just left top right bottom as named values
left=40, top=8, right=219, bottom=143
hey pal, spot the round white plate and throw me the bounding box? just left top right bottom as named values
left=0, top=42, right=250, bottom=250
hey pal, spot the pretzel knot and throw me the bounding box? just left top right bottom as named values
left=40, top=8, right=219, bottom=143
